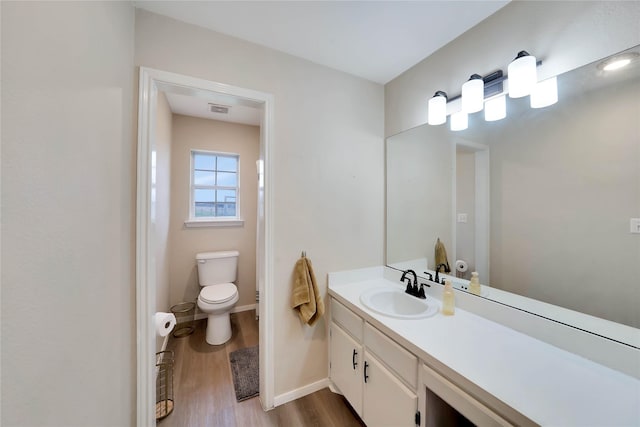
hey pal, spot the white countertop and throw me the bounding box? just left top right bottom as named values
left=388, top=258, right=640, bottom=348
left=328, top=270, right=640, bottom=426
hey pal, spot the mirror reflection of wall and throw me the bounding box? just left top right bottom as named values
left=485, top=55, right=639, bottom=329
left=386, top=124, right=453, bottom=268
left=386, top=45, right=640, bottom=330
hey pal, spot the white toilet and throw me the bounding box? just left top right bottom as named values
left=196, top=250, right=240, bottom=345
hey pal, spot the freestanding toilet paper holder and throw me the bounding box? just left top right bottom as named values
left=155, top=350, right=174, bottom=420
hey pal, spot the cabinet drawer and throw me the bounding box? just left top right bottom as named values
left=332, top=299, right=363, bottom=342
left=364, top=323, right=417, bottom=389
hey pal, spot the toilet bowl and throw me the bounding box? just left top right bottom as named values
left=197, top=283, right=239, bottom=345
left=196, top=251, right=240, bottom=345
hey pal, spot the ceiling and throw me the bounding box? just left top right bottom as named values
left=165, top=91, right=263, bottom=125
left=139, top=1, right=510, bottom=125
left=135, top=1, right=510, bottom=84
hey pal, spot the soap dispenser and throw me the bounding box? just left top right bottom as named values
left=442, top=279, right=455, bottom=315
left=469, top=272, right=481, bottom=296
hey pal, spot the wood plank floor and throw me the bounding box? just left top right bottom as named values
left=158, top=311, right=365, bottom=427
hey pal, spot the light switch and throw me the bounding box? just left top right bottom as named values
left=457, top=213, right=468, bottom=223
left=631, top=218, right=640, bottom=234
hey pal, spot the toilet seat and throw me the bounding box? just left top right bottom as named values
left=199, top=283, right=237, bottom=304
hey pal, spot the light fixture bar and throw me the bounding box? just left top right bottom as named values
left=428, top=50, right=551, bottom=131
left=447, top=63, right=541, bottom=103
left=446, top=70, right=505, bottom=103
left=483, top=70, right=505, bottom=98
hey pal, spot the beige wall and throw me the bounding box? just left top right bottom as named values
left=385, top=1, right=640, bottom=136
left=169, top=115, right=259, bottom=310
left=1, top=2, right=135, bottom=425
left=155, top=91, right=173, bottom=352
left=135, top=9, right=385, bottom=396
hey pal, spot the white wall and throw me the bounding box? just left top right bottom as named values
left=385, top=1, right=640, bottom=137
left=1, top=2, right=135, bottom=425
left=155, top=91, right=173, bottom=352
left=169, top=115, right=259, bottom=309
left=135, top=9, right=385, bottom=396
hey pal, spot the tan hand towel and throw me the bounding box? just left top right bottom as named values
left=291, top=257, right=324, bottom=326
left=435, top=238, right=451, bottom=273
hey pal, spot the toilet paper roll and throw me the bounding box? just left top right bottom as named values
left=455, top=260, right=468, bottom=273
left=155, top=312, right=176, bottom=337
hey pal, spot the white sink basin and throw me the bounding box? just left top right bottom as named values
left=359, top=287, right=439, bottom=319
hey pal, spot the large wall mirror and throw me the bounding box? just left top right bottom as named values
left=387, top=45, right=639, bottom=348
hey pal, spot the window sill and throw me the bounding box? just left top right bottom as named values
left=184, top=218, right=245, bottom=228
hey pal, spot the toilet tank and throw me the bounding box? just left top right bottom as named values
left=196, top=250, right=239, bottom=286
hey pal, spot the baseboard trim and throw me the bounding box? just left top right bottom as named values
left=233, top=303, right=257, bottom=314
left=273, top=378, right=331, bottom=407
left=192, top=303, right=257, bottom=322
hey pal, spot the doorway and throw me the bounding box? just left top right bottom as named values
left=455, top=140, right=490, bottom=283
left=136, top=67, right=275, bottom=425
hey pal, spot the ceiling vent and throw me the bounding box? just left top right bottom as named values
left=208, top=103, right=230, bottom=114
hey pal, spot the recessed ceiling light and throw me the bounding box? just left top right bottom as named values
left=598, top=52, right=639, bottom=72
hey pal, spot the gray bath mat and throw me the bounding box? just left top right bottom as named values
left=229, top=345, right=259, bottom=401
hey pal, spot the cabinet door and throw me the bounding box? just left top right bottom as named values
left=330, top=324, right=363, bottom=416
left=363, top=352, right=417, bottom=427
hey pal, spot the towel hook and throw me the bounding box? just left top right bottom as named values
left=301, top=251, right=306, bottom=258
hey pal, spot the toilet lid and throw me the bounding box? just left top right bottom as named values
left=200, top=283, right=237, bottom=304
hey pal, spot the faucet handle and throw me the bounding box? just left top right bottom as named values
left=422, top=271, right=433, bottom=282
left=417, top=283, right=429, bottom=299
left=402, top=277, right=413, bottom=295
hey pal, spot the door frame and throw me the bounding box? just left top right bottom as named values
left=136, top=67, right=275, bottom=425
left=453, top=139, right=490, bottom=282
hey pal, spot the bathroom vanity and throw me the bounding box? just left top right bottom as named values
left=327, top=267, right=640, bottom=427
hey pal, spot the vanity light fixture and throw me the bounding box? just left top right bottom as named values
left=484, top=95, right=506, bottom=121
left=507, top=51, right=537, bottom=98
left=461, top=74, right=484, bottom=113
left=530, top=76, right=558, bottom=108
left=427, top=91, right=448, bottom=125
left=427, top=50, right=558, bottom=130
left=450, top=110, right=468, bottom=131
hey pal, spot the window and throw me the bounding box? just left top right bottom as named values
left=190, top=150, right=240, bottom=221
